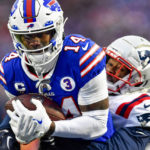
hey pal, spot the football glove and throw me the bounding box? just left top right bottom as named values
left=39, top=136, right=56, bottom=150
left=7, top=99, right=52, bottom=144
left=0, top=129, right=20, bottom=150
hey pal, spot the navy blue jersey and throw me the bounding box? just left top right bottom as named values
left=0, top=34, right=114, bottom=142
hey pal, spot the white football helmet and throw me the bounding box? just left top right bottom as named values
left=8, top=0, right=65, bottom=77
left=106, top=35, right=150, bottom=94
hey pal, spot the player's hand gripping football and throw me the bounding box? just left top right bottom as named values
left=7, top=99, right=52, bottom=144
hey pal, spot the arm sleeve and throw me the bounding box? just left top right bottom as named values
left=52, top=109, right=108, bottom=139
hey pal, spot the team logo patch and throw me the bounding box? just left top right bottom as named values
left=137, top=113, right=150, bottom=127
left=60, top=77, right=75, bottom=91
left=138, top=50, right=150, bottom=68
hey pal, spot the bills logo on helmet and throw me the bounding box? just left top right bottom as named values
left=43, top=0, right=62, bottom=11
left=137, top=113, right=150, bottom=127
left=27, top=24, right=34, bottom=29
left=138, top=50, right=150, bottom=68
left=11, top=0, right=19, bottom=16
left=45, top=21, right=54, bottom=27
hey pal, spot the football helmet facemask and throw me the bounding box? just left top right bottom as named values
left=106, top=35, right=150, bottom=94
left=8, top=0, right=65, bottom=76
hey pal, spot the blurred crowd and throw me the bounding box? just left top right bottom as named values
left=0, top=0, right=150, bottom=122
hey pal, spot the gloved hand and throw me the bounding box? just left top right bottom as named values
left=7, top=99, right=52, bottom=144
left=39, top=136, right=56, bottom=150
left=0, top=129, right=20, bottom=150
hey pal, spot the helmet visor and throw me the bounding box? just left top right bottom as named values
left=106, top=57, right=130, bottom=83
left=14, top=29, right=56, bottom=53
left=105, top=49, right=142, bottom=86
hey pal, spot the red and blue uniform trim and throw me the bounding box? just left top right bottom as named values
left=116, top=94, right=150, bottom=118
left=23, top=0, right=36, bottom=23
left=80, top=45, right=106, bottom=78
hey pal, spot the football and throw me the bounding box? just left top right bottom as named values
left=5, top=93, right=65, bottom=121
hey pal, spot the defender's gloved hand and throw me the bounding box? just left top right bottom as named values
left=39, top=136, right=56, bottom=150
left=7, top=99, right=52, bottom=144
left=0, top=129, right=20, bottom=150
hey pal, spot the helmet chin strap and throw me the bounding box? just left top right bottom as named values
left=21, top=52, right=59, bottom=79
left=33, top=54, right=59, bottom=78
left=21, top=44, right=61, bottom=78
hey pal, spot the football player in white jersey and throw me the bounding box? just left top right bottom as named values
left=105, top=35, right=150, bottom=150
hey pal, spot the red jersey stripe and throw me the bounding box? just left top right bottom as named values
left=124, top=97, right=150, bottom=118
left=81, top=49, right=105, bottom=78
left=80, top=44, right=99, bottom=66
left=0, top=75, right=6, bottom=85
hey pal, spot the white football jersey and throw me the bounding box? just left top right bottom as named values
left=109, top=92, right=150, bottom=130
